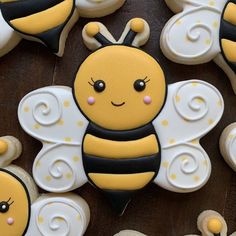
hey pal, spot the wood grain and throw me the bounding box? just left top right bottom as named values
left=0, top=0, right=235, bottom=235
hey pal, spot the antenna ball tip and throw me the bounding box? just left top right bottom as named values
left=86, top=23, right=100, bottom=37
left=207, top=218, right=223, bottom=234
left=0, top=139, right=8, bottom=155
left=130, top=18, right=145, bottom=33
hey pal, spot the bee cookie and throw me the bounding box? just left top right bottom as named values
left=0, top=137, right=90, bottom=236
left=186, top=210, right=236, bottom=236
left=0, top=0, right=126, bottom=57
left=161, top=0, right=236, bottom=94
left=18, top=18, right=224, bottom=215
left=114, top=230, right=146, bottom=236
left=219, top=123, right=236, bottom=171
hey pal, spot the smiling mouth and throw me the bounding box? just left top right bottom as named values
left=111, top=101, right=126, bottom=107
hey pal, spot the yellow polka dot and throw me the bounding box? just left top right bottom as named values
left=203, top=160, right=208, bottom=166
left=213, top=21, right=218, bottom=28
left=193, top=176, right=200, bottom=182
left=34, top=123, right=41, bottom=129
left=195, top=98, right=204, bottom=104
left=208, top=119, right=214, bottom=125
left=169, top=139, right=176, bottom=144
left=161, top=120, right=169, bottom=127
left=57, top=217, right=63, bottom=222
left=24, top=106, right=30, bottom=112
left=77, top=121, right=84, bottom=127
left=228, top=134, right=235, bottom=140
left=73, top=156, right=80, bottom=162
left=205, top=39, right=211, bottom=45
left=208, top=0, right=215, bottom=6
left=162, top=161, right=169, bottom=168
left=35, top=160, right=41, bottom=168
left=217, top=100, right=222, bottom=107
left=192, top=82, right=199, bottom=87
left=176, top=19, right=182, bottom=25
left=65, top=173, right=72, bottom=179
left=64, top=100, right=70, bottom=108
left=57, top=119, right=64, bottom=125
left=45, top=176, right=52, bottom=182
left=77, top=215, right=81, bottom=221
left=181, top=156, right=188, bottom=161
left=64, top=137, right=72, bottom=142
left=191, top=139, right=198, bottom=144
left=38, top=216, right=44, bottom=223
left=170, top=174, right=177, bottom=180
left=196, top=20, right=201, bottom=23
left=176, top=95, right=181, bottom=103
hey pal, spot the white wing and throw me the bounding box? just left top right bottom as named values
left=26, top=193, right=90, bottom=236
left=161, top=0, right=226, bottom=65
left=153, top=80, right=224, bottom=192
left=76, top=0, right=126, bottom=18
left=18, top=86, right=88, bottom=192
left=0, top=10, right=21, bottom=57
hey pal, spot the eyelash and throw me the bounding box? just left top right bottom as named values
left=88, top=78, right=95, bottom=86
left=143, top=76, right=150, bottom=84
left=6, top=197, right=14, bottom=205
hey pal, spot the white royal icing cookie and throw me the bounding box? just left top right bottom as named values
left=161, top=0, right=236, bottom=94
left=220, top=123, right=236, bottom=172
left=0, top=137, right=90, bottom=236
left=18, top=18, right=224, bottom=215
left=185, top=210, right=236, bottom=236
left=0, top=0, right=126, bottom=57
left=114, top=230, right=146, bottom=236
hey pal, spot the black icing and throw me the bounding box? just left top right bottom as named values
left=0, top=201, right=10, bottom=213
left=93, top=80, right=106, bottom=92
left=220, top=0, right=236, bottom=73
left=134, top=79, right=146, bottom=92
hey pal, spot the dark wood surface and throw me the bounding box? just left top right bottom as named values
left=1, top=1, right=236, bottom=235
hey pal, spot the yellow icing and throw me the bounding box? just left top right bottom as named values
left=10, top=0, right=73, bottom=35
left=130, top=18, right=145, bottom=33
left=207, top=218, right=222, bottom=234
left=0, top=170, right=29, bottom=236
left=0, top=140, right=8, bottom=154
left=88, top=172, right=155, bottom=190
left=224, top=2, right=236, bottom=25
left=74, top=45, right=166, bottom=130
left=221, top=39, right=236, bottom=62
left=84, top=134, right=159, bottom=158
left=85, top=23, right=100, bottom=37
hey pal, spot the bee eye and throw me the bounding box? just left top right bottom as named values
left=0, top=202, right=10, bottom=213
left=134, top=79, right=146, bottom=92
left=94, top=80, right=106, bottom=92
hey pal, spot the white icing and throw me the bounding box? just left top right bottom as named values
left=161, top=0, right=236, bottom=94
left=76, top=0, right=126, bottom=18
left=114, top=230, right=146, bottom=236
left=18, top=86, right=88, bottom=192
left=220, top=123, right=236, bottom=172
left=0, top=10, right=21, bottom=57
left=154, top=80, right=224, bottom=192
left=26, top=194, right=90, bottom=236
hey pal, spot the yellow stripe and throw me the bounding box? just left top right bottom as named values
left=10, top=0, right=73, bottom=35
left=224, top=2, right=236, bottom=25
left=222, top=39, right=236, bottom=62
left=88, top=172, right=155, bottom=190
left=84, top=134, right=159, bottom=159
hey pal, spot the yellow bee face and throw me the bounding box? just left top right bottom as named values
left=74, top=45, right=166, bottom=130
left=0, top=170, right=30, bottom=236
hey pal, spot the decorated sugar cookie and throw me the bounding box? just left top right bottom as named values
left=220, top=123, right=236, bottom=171
left=186, top=210, right=236, bottom=236
left=161, top=0, right=236, bottom=94
left=114, top=230, right=146, bottom=236
left=18, top=18, right=224, bottom=215
left=0, top=0, right=126, bottom=57
left=0, top=136, right=90, bottom=236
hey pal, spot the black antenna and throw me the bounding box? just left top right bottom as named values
left=94, top=33, right=112, bottom=46
left=123, top=30, right=137, bottom=46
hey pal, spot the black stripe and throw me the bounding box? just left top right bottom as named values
left=1, top=0, right=64, bottom=21
left=123, top=30, right=137, bottom=46
left=87, top=123, right=156, bottom=141
left=83, top=153, right=160, bottom=174
left=221, top=21, right=236, bottom=42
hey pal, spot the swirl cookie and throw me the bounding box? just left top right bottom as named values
left=186, top=210, right=235, bottom=236
left=161, top=0, right=236, bottom=94
left=0, top=0, right=126, bottom=57
left=220, top=123, right=236, bottom=171
left=0, top=136, right=90, bottom=236
left=18, top=18, right=224, bottom=215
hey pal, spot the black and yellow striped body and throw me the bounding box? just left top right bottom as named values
left=82, top=123, right=161, bottom=215
left=220, top=0, right=236, bottom=72
left=1, top=0, right=76, bottom=53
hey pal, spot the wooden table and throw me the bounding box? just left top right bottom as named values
left=1, top=1, right=235, bottom=235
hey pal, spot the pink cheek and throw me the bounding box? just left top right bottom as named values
left=7, top=217, right=14, bottom=225
left=87, top=96, right=95, bottom=105
left=143, top=96, right=152, bottom=105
